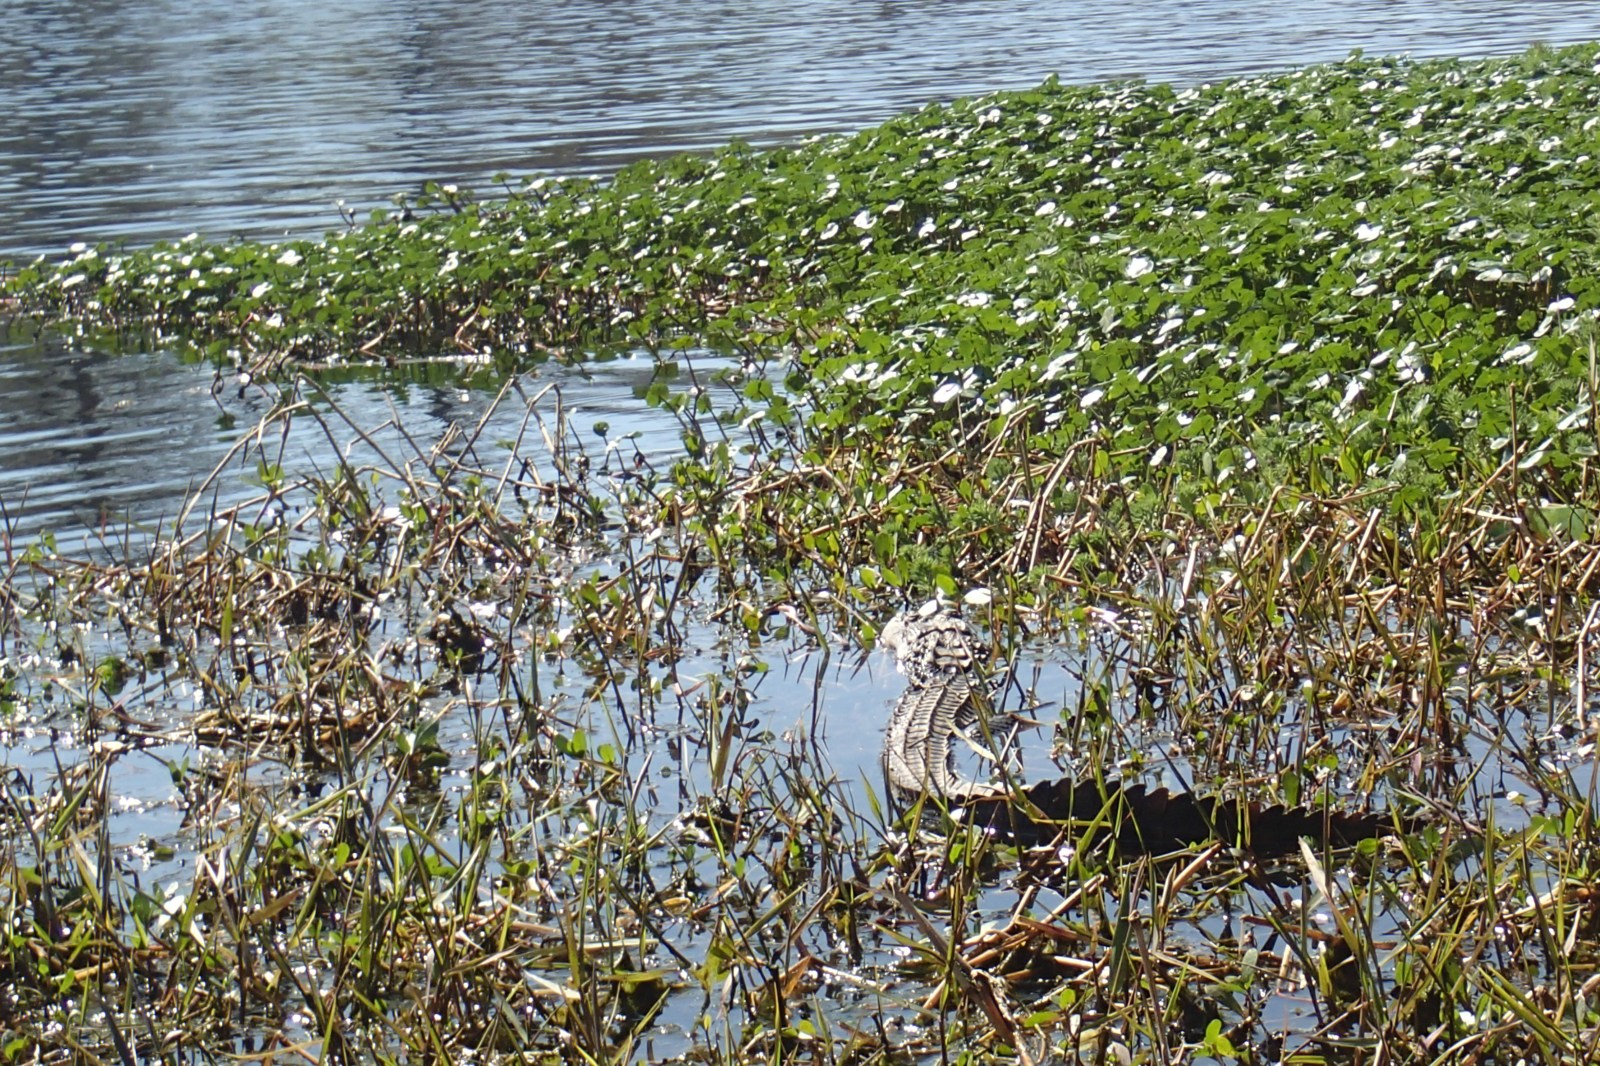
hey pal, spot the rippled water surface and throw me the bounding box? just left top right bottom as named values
left=6, top=1, right=1599, bottom=548
left=5, top=1, right=1600, bottom=261
left=0, top=2, right=1588, bottom=785
left=0, top=329, right=731, bottom=553
left=0, top=9, right=1569, bottom=1051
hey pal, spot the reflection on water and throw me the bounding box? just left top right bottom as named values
left=0, top=339, right=235, bottom=549
left=4, top=1, right=1588, bottom=545
left=4, top=0, right=1600, bottom=260
left=0, top=10, right=1545, bottom=1049
left=0, top=330, right=731, bottom=555
left=4, top=0, right=1589, bottom=551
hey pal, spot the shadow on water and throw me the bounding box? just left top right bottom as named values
left=0, top=329, right=1568, bottom=1057
left=2, top=7, right=1595, bottom=1051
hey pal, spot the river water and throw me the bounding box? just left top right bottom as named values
left=6, top=1, right=1600, bottom=263
left=0, top=7, right=1567, bottom=1050
left=5, top=3, right=1600, bottom=546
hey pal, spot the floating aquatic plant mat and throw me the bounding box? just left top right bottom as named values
left=6, top=40, right=1600, bottom=1065
left=0, top=370, right=1585, bottom=1065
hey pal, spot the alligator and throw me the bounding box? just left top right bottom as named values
left=879, top=603, right=1414, bottom=853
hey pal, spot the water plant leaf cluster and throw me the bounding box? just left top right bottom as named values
left=8, top=44, right=1600, bottom=562
left=0, top=364, right=1585, bottom=1064
left=6, top=40, right=1600, bottom=1065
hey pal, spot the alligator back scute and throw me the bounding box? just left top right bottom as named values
left=879, top=605, right=1415, bottom=856
left=952, top=776, right=1416, bottom=855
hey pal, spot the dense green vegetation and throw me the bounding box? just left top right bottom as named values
left=9, top=42, right=1600, bottom=572
left=6, top=42, right=1600, bottom=1064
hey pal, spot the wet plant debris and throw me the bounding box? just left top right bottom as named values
left=3, top=42, right=1600, bottom=1064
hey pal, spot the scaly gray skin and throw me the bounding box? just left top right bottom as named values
left=878, top=605, right=1418, bottom=850
left=880, top=605, right=1003, bottom=801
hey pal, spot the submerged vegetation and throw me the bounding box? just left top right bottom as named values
left=4, top=41, right=1600, bottom=1063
